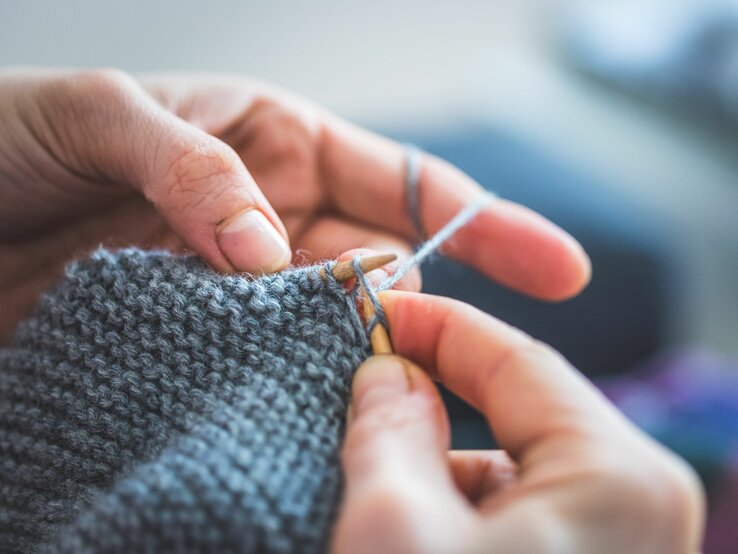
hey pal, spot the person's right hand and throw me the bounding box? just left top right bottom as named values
left=333, top=291, right=705, bottom=554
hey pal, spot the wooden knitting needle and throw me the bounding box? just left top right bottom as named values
left=320, top=253, right=397, bottom=283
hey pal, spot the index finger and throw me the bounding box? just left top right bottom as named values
left=319, top=118, right=591, bottom=301
left=380, top=290, right=634, bottom=463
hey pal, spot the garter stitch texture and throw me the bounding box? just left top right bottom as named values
left=0, top=248, right=370, bottom=553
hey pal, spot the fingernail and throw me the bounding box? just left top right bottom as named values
left=217, top=209, right=291, bottom=273
left=352, top=355, right=411, bottom=416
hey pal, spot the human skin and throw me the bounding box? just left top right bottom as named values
left=333, top=291, right=705, bottom=554
left=0, top=68, right=702, bottom=552
left=0, top=68, right=590, bottom=343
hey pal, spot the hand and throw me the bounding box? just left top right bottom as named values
left=333, top=291, right=705, bottom=554
left=0, top=68, right=590, bottom=342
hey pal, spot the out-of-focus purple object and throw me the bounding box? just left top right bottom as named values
left=597, top=350, right=738, bottom=553
left=560, top=0, right=738, bottom=124
left=600, top=350, right=738, bottom=463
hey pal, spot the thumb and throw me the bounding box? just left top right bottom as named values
left=334, top=355, right=470, bottom=554
left=54, top=69, right=291, bottom=273
left=143, top=124, right=292, bottom=274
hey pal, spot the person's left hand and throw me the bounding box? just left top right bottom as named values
left=0, top=69, right=591, bottom=342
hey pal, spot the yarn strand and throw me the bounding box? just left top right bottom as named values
left=378, top=196, right=492, bottom=292
left=349, top=145, right=493, bottom=341
left=404, top=145, right=425, bottom=240
left=351, top=256, right=390, bottom=334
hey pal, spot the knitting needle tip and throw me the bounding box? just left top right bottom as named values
left=327, top=253, right=397, bottom=283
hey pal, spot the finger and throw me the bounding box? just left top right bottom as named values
left=334, top=355, right=472, bottom=553
left=293, top=218, right=420, bottom=291
left=319, top=118, right=590, bottom=300
left=381, top=291, right=637, bottom=464
left=47, top=69, right=291, bottom=274
left=449, top=450, right=517, bottom=505
left=343, top=355, right=452, bottom=489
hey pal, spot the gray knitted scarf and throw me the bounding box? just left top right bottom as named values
left=0, top=248, right=371, bottom=553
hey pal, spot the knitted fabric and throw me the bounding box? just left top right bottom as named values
left=0, top=248, right=371, bottom=553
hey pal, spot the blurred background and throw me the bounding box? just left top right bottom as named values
left=2, top=0, right=737, bottom=550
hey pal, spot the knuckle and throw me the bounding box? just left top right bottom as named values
left=651, top=453, right=705, bottom=533
left=39, top=68, right=140, bottom=136
left=153, top=139, right=244, bottom=210
left=587, top=457, right=654, bottom=508
left=498, top=337, right=564, bottom=376
left=246, top=97, right=319, bottom=166
left=73, top=68, right=137, bottom=98
left=581, top=449, right=704, bottom=542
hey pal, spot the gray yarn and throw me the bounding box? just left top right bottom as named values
left=379, top=196, right=492, bottom=292
left=404, top=145, right=425, bottom=240
left=391, top=144, right=493, bottom=293
left=350, top=257, right=389, bottom=335
left=0, top=248, right=370, bottom=554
